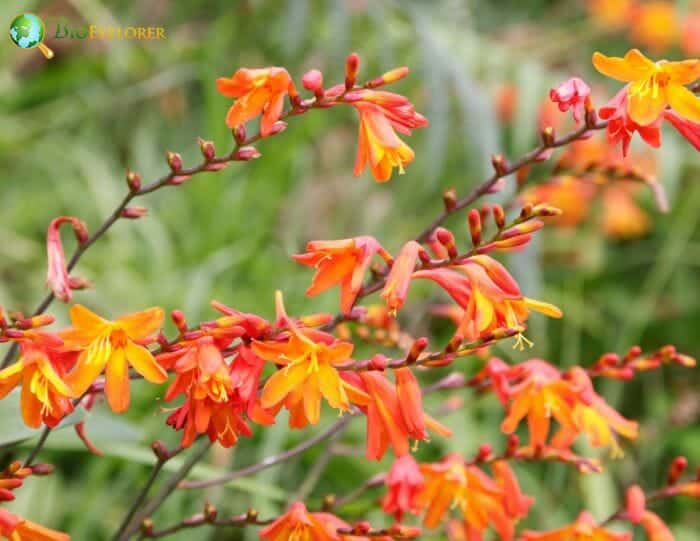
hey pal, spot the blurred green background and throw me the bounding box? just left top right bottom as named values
left=1, top=0, right=698, bottom=539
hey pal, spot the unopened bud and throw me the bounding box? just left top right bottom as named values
left=234, top=146, right=261, bottom=161
left=198, top=138, right=215, bottom=161
left=405, top=337, right=428, bottom=365
left=17, top=314, right=55, bottom=329
left=29, top=463, right=54, bottom=476
left=625, top=485, right=646, bottom=524
left=476, top=443, right=493, bottom=461
left=366, top=66, right=410, bottom=88
left=442, top=188, right=457, bottom=212
left=246, top=508, right=258, bottom=522
left=0, top=489, right=15, bottom=502
left=166, top=151, right=182, bottom=172
left=126, top=170, right=141, bottom=192
left=520, top=203, right=534, bottom=220
left=322, top=494, right=336, bottom=511
left=171, top=310, right=188, bottom=334
left=345, top=52, right=360, bottom=90
left=120, top=207, right=148, bottom=219
left=506, top=434, right=520, bottom=456
left=585, top=107, right=598, bottom=128
left=204, top=502, right=217, bottom=521
left=302, top=69, right=324, bottom=98
left=141, top=519, right=154, bottom=535
left=541, top=126, right=555, bottom=147
left=468, top=209, right=482, bottom=246
left=151, top=440, right=170, bottom=461
left=492, top=205, right=506, bottom=229
left=369, top=354, right=388, bottom=371
left=491, top=154, right=508, bottom=176
left=267, top=121, right=287, bottom=136
left=532, top=204, right=562, bottom=217
left=435, top=228, right=458, bottom=259
left=234, top=124, right=246, bottom=144
left=668, top=456, right=688, bottom=485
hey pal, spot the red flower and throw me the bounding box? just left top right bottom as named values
left=550, top=77, right=591, bottom=123
left=522, top=511, right=631, bottom=541
left=664, top=109, right=700, bottom=151
left=599, top=86, right=662, bottom=157
left=382, top=455, right=425, bottom=521
left=259, top=502, right=339, bottom=541
left=45, top=217, right=88, bottom=302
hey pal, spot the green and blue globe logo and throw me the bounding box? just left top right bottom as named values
left=9, top=13, right=54, bottom=58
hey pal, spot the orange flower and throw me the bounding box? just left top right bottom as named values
left=499, top=361, right=579, bottom=447
left=640, top=511, right=674, bottom=541
left=0, top=333, right=75, bottom=428
left=0, top=508, right=70, bottom=541
left=600, top=184, right=651, bottom=239
left=216, top=67, right=294, bottom=136
left=382, top=455, right=425, bottom=521
left=587, top=0, right=635, bottom=29
left=414, top=256, right=562, bottom=348
left=593, top=49, right=700, bottom=126
left=522, top=511, right=631, bottom=541
left=61, top=305, right=167, bottom=412
left=629, top=2, right=677, bottom=53
left=293, top=237, right=390, bottom=314
left=381, top=241, right=422, bottom=313
left=254, top=324, right=370, bottom=428
left=682, top=14, right=700, bottom=56
left=350, top=90, right=428, bottom=182
left=259, top=502, right=339, bottom=541
left=415, top=455, right=528, bottom=539
left=342, top=370, right=451, bottom=460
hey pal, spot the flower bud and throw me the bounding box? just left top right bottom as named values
left=0, top=489, right=15, bottom=501
left=29, top=463, right=54, bottom=476
left=233, top=124, right=246, bottom=144
left=541, top=126, right=555, bottom=147
left=171, top=310, right=188, bottom=334
left=467, top=209, right=482, bottom=246
left=435, top=228, right=458, bottom=259
left=267, top=121, right=287, bottom=136
left=302, top=69, right=324, bottom=98
left=16, top=314, right=55, bottom=330
left=520, top=203, right=534, bottom=220
left=491, top=154, right=508, bottom=176
left=126, top=170, right=141, bottom=192
left=492, top=205, right=506, bottom=229
left=442, top=188, right=457, bottom=211
left=204, top=503, right=217, bottom=522
left=120, top=207, right=148, bottom=219
left=151, top=440, right=170, bottom=461
left=667, top=456, right=688, bottom=485
left=140, top=519, right=154, bottom=536
left=625, top=485, right=646, bottom=524
left=532, top=204, right=562, bottom=217
left=234, top=146, right=261, bottom=161
left=345, top=52, right=360, bottom=90
left=166, top=151, right=182, bottom=172
left=366, top=66, right=410, bottom=88
left=198, top=138, right=215, bottom=161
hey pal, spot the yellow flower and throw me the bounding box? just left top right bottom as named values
left=593, top=49, right=700, bottom=125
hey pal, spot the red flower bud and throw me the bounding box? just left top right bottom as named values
left=126, top=169, right=141, bottom=192
left=120, top=207, right=148, bottom=219
left=198, top=137, right=216, bottom=161
left=302, top=69, right=324, bottom=97
left=345, top=52, right=360, bottom=90
left=166, top=151, right=183, bottom=172
left=667, top=456, right=688, bottom=485
left=234, top=146, right=261, bottom=161
left=468, top=209, right=482, bottom=246
left=625, top=485, right=646, bottom=524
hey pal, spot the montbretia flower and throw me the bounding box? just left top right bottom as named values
left=382, top=455, right=425, bottom=521
left=414, top=255, right=562, bottom=347
left=293, top=236, right=390, bottom=314
left=381, top=241, right=422, bottom=314
left=415, top=455, right=528, bottom=540
left=593, top=49, right=700, bottom=126
left=61, top=305, right=167, bottom=412
left=499, top=360, right=579, bottom=447
left=640, top=510, right=675, bottom=541
left=350, top=90, right=428, bottom=182
left=522, top=511, right=631, bottom=541
left=259, top=502, right=339, bottom=541
left=342, top=370, right=451, bottom=460
left=165, top=393, right=252, bottom=448
left=45, top=216, right=88, bottom=303
left=550, top=77, right=591, bottom=123
left=0, top=508, right=70, bottom=541
left=0, top=333, right=75, bottom=428
left=599, top=86, right=662, bottom=156
left=254, top=326, right=370, bottom=428
left=491, top=460, right=534, bottom=520
left=216, top=67, right=294, bottom=136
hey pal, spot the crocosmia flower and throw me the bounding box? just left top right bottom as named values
left=254, top=326, right=370, bottom=428
left=61, top=304, right=167, bottom=412
left=550, top=77, right=591, bottom=123
left=0, top=333, right=75, bottom=428
left=216, top=67, right=294, bottom=136
left=0, top=508, right=70, bottom=541
left=293, top=236, right=390, bottom=314
left=350, top=90, right=428, bottom=182
left=522, top=511, right=631, bottom=541
left=382, top=455, right=425, bottom=521
left=593, top=49, right=700, bottom=126
left=599, top=86, right=662, bottom=156
left=259, top=502, right=339, bottom=541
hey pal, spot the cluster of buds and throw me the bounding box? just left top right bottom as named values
left=589, top=345, right=697, bottom=380
left=0, top=461, right=53, bottom=502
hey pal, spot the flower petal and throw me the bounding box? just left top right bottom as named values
left=119, top=307, right=164, bottom=340
left=592, top=50, right=654, bottom=82
left=667, top=82, right=700, bottom=123
left=126, top=341, right=167, bottom=383
left=69, top=304, right=107, bottom=333
left=666, top=59, right=700, bottom=85
left=105, top=348, right=130, bottom=413
left=260, top=363, right=308, bottom=408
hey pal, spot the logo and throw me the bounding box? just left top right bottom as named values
left=9, top=13, right=54, bottom=59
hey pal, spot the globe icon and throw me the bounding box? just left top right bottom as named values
left=9, top=13, right=53, bottom=58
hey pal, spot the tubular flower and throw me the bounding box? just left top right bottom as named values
left=415, top=455, right=527, bottom=540
left=45, top=217, right=88, bottom=303
left=61, top=305, right=167, bottom=413
left=165, top=393, right=252, bottom=448
left=341, top=370, right=451, bottom=460
left=592, top=49, right=700, bottom=126
left=599, top=86, right=662, bottom=156
left=382, top=455, right=425, bottom=521
left=381, top=241, right=422, bottom=313
left=552, top=367, right=638, bottom=456
left=664, top=109, right=700, bottom=151
left=293, top=237, right=390, bottom=314
left=254, top=327, right=370, bottom=428
left=640, top=511, right=674, bottom=541
left=259, top=502, right=339, bottom=541
left=216, top=67, right=294, bottom=136
left=521, top=511, right=631, bottom=541
left=491, top=460, right=534, bottom=520
left=0, top=334, right=75, bottom=429
left=550, top=77, right=591, bottom=123
left=499, top=361, right=579, bottom=447
left=0, top=508, right=70, bottom=541
left=414, top=255, right=562, bottom=347
left=350, top=90, right=428, bottom=182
